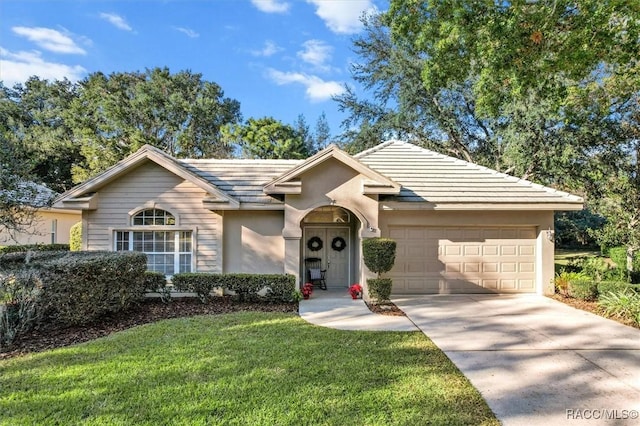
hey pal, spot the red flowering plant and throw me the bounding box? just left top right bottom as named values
left=302, top=282, right=314, bottom=298
left=348, top=283, right=363, bottom=299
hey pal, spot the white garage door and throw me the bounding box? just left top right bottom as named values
left=388, top=226, right=537, bottom=294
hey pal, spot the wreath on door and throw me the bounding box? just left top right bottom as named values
left=331, top=236, right=347, bottom=252
left=307, top=236, right=323, bottom=251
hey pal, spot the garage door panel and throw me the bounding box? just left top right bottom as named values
left=390, top=226, right=537, bottom=294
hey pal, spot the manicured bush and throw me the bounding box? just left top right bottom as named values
left=0, top=250, right=69, bottom=271
left=37, top=251, right=148, bottom=326
left=172, top=273, right=295, bottom=303
left=362, top=238, right=397, bottom=276
left=172, top=273, right=218, bottom=303
left=144, top=271, right=171, bottom=303
left=367, top=278, right=393, bottom=304
left=363, top=238, right=397, bottom=304
left=0, top=270, right=43, bottom=348
left=0, top=244, right=70, bottom=255
left=567, top=278, right=598, bottom=301
left=69, top=222, right=82, bottom=251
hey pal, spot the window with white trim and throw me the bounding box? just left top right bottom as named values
left=115, top=209, right=192, bottom=275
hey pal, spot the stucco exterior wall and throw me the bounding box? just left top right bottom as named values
left=83, top=161, right=221, bottom=273
left=222, top=211, right=285, bottom=274
left=0, top=209, right=80, bottom=246
left=281, top=158, right=380, bottom=286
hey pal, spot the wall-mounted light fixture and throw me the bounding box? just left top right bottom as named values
left=546, top=228, right=555, bottom=242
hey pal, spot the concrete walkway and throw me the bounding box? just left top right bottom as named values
left=299, top=289, right=417, bottom=331
left=393, top=294, right=640, bottom=426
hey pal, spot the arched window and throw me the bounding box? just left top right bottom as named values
left=115, top=208, right=191, bottom=275
left=132, top=208, right=176, bottom=226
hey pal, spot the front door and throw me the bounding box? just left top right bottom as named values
left=304, top=226, right=350, bottom=288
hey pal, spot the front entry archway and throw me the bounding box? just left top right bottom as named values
left=301, top=206, right=358, bottom=289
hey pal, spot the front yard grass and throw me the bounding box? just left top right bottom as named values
left=0, top=311, right=498, bottom=425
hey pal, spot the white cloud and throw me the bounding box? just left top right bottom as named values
left=251, top=40, right=282, bottom=57
left=251, top=0, right=290, bottom=13
left=266, top=68, right=345, bottom=102
left=0, top=48, right=87, bottom=86
left=306, top=0, right=375, bottom=34
left=12, top=26, right=86, bottom=55
left=100, top=12, right=133, bottom=31
left=298, top=39, right=332, bottom=68
left=174, top=27, right=199, bottom=38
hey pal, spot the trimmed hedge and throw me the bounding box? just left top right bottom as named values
left=362, top=238, right=397, bottom=276
left=567, top=278, right=598, bottom=301
left=144, top=271, right=170, bottom=303
left=0, top=244, right=70, bottom=254
left=367, top=278, right=392, bottom=305
left=0, top=250, right=70, bottom=271
left=37, top=251, right=148, bottom=326
left=172, top=273, right=295, bottom=303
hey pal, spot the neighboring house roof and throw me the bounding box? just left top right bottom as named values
left=0, top=181, right=55, bottom=207
left=356, top=140, right=583, bottom=209
left=54, top=140, right=583, bottom=211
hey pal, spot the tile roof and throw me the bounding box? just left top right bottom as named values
left=180, top=158, right=302, bottom=205
left=355, top=140, right=583, bottom=205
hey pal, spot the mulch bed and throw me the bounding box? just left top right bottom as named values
left=366, top=301, right=407, bottom=316
left=1, top=297, right=406, bottom=360
left=1, top=298, right=297, bottom=360
left=550, top=294, right=639, bottom=329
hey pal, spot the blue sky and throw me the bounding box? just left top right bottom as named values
left=0, top=0, right=386, bottom=137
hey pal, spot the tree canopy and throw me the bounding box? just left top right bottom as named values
left=337, top=2, right=640, bottom=272
left=222, top=117, right=309, bottom=159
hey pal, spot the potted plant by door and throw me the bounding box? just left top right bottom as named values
left=349, top=283, right=363, bottom=299
left=302, top=282, right=314, bottom=299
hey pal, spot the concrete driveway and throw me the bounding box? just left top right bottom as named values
left=393, top=294, right=640, bottom=426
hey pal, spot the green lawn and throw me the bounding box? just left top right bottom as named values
left=0, top=312, right=498, bottom=426
left=555, top=248, right=600, bottom=268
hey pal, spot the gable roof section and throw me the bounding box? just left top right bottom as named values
left=264, top=144, right=401, bottom=195
left=356, top=140, right=584, bottom=210
left=55, top=145, right=239, bottom=210
left=180, top=158, right=302, bottom=206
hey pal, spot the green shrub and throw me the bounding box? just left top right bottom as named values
left=0, top=270, right=43, bottom=348
left=172, top=273, right=218, bottom=303
left=554, top=271, right=588, bottom=296
left=597, top=281, right=638, bottom=297
left=172, top=273, right=295, bottom=303
left=0, top=244, right=69, bottom=255
left=567, top=278, right=598, bottom=301
left=367, top=278, right=393, bottom=305
left=363, top=238, right=397, bottom=303
left=0, top=250, right=70, bottom=271
left=69, top=222, right=82, bottom=251
left=362, top=238, right=397, bottom=276
left=598, top=288, right=640, bottom=326
left=37, top=251, right=148, bottom=326
left=144, top=271, right=170, bottom=303
left=608, top=246, right=640, bottom=282
left=577, top=257, right=612, bottom=281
